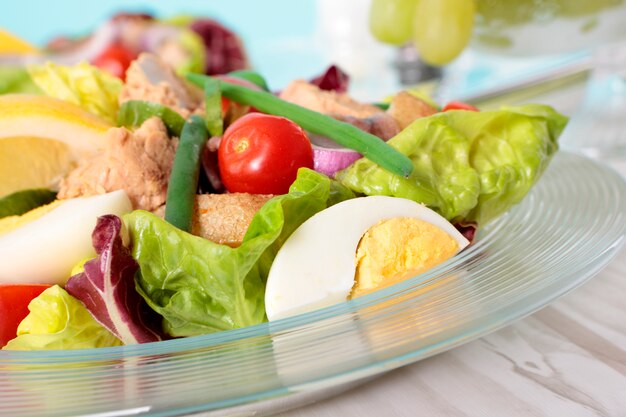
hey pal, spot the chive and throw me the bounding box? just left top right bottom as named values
left=118, top=100, right=186, bottom=137
left=164, top=115, right=209, bottom=232
left=204, top=78, right=223, bottom=137
left=227, top=70, right=270, bottom=91
left=187, top=73, right=413, bottom=177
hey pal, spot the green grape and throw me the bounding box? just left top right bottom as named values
left=413, top=0, right=476, bottom=65
left=369, top=0, right=419, bottom=45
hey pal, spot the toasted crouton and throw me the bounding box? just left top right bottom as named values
left=387, top=92, right=438, bottom=130
left=191, top=193, right=273, bottom=247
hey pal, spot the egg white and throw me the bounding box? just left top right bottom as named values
left=0, top=190, right=132, bottom=285
left=265, top=196, right=469, bottom=321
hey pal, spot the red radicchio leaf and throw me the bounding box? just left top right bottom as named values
left=65, top=215, right=163, bottom=344
left=200, top=137, right=225, bottom=193
left=454, top=223, right=477, bottom=243
left=309, top=65, right=350, bottom=93
left=190, top=19, right=249, bottom=75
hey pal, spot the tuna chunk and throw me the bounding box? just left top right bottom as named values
left=58, top=117, right=177, bottom=211
left=279, top=80, right=400, bottom=140
left=332, top=113, right=400, bottom=141
left=280, top=80, right=382, bottom=119
left=119, top=53, right=203, bottom=118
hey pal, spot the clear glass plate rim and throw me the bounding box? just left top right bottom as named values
left=1, top=151, right=625, bottom=364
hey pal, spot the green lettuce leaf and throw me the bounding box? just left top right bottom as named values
left=175, top=28, right=207, bottom=76
left=160, top=16, right=207, bottom=75
left=0, top=67, right=41, bottom=94
left=28, top=62, right=123, bottom=123
left=336, top=104, right=567, bottom=226
left=2, top=285, right=122, bottom=350
left=125, top=168, right=354, bottom=337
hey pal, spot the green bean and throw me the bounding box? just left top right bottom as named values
left=164, top=115, right=209, bottom=232
left=187, top=73, right=413, bottom=177
left=118, top=100, right=186, bottom=137
left=203, top=78, right=223, bottom=137
left=227, top=70, right=270, bottom=91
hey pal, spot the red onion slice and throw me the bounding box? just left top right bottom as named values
left=309, top=134, right=362, bottom=178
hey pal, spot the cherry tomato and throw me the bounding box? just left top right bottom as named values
left=0, top=284, right=50, bottom=347
left=92, top=43, right=136, bottom=80
left=442, top=101, right=479, bottom=112
left=218, top=113, right=314, bottom=195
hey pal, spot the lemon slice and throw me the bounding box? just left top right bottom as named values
left=0, top=29, right=38, bottom=54
left=0, top=95, right=112, bottom=197
left=0, top=137, right=75, bottom=197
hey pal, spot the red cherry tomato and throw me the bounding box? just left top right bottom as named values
left=218, top=113, right=314, bottom=195
left=220, top=97, right=230, bottom=115
left=92, top=44, right=136, bottom=80
left=0, top=284, right=50, bottom=347
left=442, top=101, right=479, bottom=112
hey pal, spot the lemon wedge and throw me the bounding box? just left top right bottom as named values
left=0, top=95, right=112, bottom=197
left=0, top=138, right=75, bottom=197
left=0, top=29, right=38, bottom=54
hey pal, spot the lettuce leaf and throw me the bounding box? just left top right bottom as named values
left=66, top=215, right=164, bottom=344
left=0, top=67, right=41, bottom=94
left=336, top=104, right=567, bottom=226
left=125, top=169, right=354, bottom=337
left=2, top=285, right=122, bottom=350
left=175, top=28, right=207, bottom=75
left=28, top=62, right=123, bottom=123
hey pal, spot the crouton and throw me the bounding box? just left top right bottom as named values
left=387, top=92, right=438, bottom=130
left=191, top=193, right=273, bottom=247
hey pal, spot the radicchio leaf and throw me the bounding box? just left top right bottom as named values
left=190, top=19, right=249, bottom=75
left=309, top=65, right=350, bottom=93
left=65, top=215, right=163, bottom=344
left=454, top=223, right=477, bottom=243
left=200, top=138, right=225, bottom=193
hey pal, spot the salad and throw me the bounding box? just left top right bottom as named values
left=0, top=24, right=567, bottom=349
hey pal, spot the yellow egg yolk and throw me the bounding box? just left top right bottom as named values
left=350, top=217, right=460, bottom=298
left=0, top=200, right=62, bottom=236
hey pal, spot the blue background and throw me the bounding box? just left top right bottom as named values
left=1, top=0, right=329, bottom=90
left=2, top=0, right=316, bottom=45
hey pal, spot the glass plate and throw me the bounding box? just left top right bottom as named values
left=1, top=151, right=625, bottom=417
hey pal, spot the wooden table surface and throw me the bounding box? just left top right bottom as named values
left=279, top=161, right=626, bottom=417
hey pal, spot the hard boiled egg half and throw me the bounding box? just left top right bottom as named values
left=0, top=190, right=132, bottom=285
left=265, top=196, right=470, bottom=321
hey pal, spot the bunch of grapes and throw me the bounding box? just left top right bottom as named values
left=369, top=0, right=475, bottom=66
